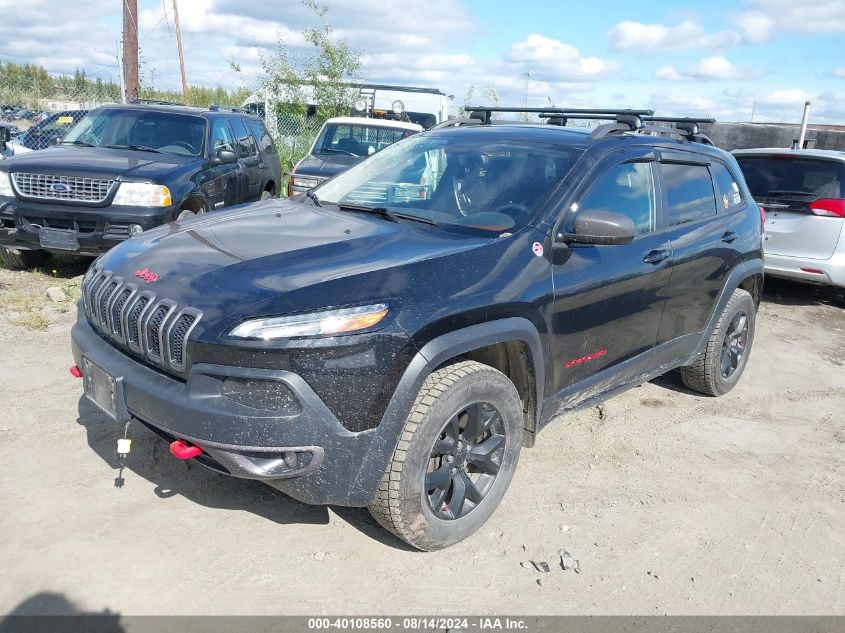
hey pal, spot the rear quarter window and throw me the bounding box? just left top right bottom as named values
left=710, top=162, right=745, bottom=212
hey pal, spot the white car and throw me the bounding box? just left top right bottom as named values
left=734, top=148, right=845, bottom=289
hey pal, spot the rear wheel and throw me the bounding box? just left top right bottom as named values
left=0, top=247, right=50, bottom=270
left=368, top=360, right=523, bottom=551
left=680, top=288, right=756, bottom=396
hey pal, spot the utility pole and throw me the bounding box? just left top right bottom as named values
left=122, top=0, right=139, bottom=102
left=116, top=40, right=126, bottom=103
left=172, top=0, right=190, bottom=105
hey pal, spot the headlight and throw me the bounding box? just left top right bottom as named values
left=112, top=182, right=172, bottom=207
left=228, top=304, right=389, bottom=340
left=291, top=175, right=320, bottom=189
left=0, top=171, right=13, bottom=197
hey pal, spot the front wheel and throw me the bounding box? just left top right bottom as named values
left=368, top=360, right=523, bottom=551
left=680, top=288, right=756, bottom=396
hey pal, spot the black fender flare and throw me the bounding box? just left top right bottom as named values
left=350, top=317, right=544, bottom=504
left=689, top=257, right=764, bottom=359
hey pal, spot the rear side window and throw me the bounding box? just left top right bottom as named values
left=735, top=156, right=845, bottom=199
left=661, top=163, right=718, bottom=226
left=576, top=162, right=656, bottom=235
left=247, top=119, right=276, bottom=155
left=229, top=117, right=257, bottom=158
left=710, top=163, right=744, bottom=212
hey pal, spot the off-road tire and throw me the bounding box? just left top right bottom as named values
left=0, top=247, right=50, bottom=270
left=680, top=288, right=756, bottom=396
left=368, top=360, right=523, bottom=551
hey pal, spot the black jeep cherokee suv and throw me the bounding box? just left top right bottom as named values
left=70, top=107, right=764, bottom=550
left=0, top=102, right=281, bottom=268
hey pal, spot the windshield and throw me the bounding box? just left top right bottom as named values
left=315, top=131, right=583, bottom=233
left=313, top=122, right=415, bottom=158
left=736, top=156, right=845, bottom=201
left=63, top=109, right=207, bottom=156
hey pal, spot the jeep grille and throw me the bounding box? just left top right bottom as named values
left=12, top=173, right=116, bottom=203
left=82, top=267, right=202, bottom=375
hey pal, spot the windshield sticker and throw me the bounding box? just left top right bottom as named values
left=722, top=194, right=730, bottom=210
left=731, top=181, right=740, bottom=193
left=532, top=242, right=544, bottom=257
left=57, top=116, right=74, bottom=124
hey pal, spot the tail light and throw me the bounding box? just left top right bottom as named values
left=758, top=205, right=767, bottom=233
left=809, top=198, right=845, bottom=218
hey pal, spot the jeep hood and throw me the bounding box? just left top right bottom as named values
left=2, top=146, right=201, bottom=180
left=98, top=199, right=490, bottom=325
left=294, top=152, right=362, bottom=179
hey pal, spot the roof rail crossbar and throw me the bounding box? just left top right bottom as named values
left=131, top=99, right=182, bottom=106
left=590, top=113, right=647, bottom=140
left=467, top=106, right=653, bottom=117
left=209, top=104, right=248, bottom=113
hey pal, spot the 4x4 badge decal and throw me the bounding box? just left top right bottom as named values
left=532, top=242, right=544, bottom=257
left=134, top=268, right=159, bottom=283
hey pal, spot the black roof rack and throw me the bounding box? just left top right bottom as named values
left=440, top=106, right=717, bottom=146
left=209, top=104, right=249, bottom=114
left=130, top=99, right=183, bottom=106
left=466, top=106, right=653, bottom=125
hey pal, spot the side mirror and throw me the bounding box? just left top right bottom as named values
left=213, top=148, right=238, bottom=165
left=563, top=209, right=636, bottom=246
left=0, top=126, right=10, bottom=143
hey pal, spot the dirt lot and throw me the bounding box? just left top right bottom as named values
left=1, top=259, right=843, bottom=616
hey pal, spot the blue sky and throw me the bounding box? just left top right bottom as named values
left=1, top=0, right=843, bottom=122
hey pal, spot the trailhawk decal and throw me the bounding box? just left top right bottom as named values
left=134, top=268, right=160, bottom=283
left=564, top=348, right=608, bottom=368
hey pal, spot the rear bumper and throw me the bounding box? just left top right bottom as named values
left=0, top=198, right=176, bottom=256
left=71, top=310, right=385, bottom=506
left=764, top=250, right=845, bottom=287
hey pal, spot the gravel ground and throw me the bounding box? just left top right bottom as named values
left=1, top=263, right=843, bottom=616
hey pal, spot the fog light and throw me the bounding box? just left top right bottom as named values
left=128, top=224, right=144, bottom=236
left=283, top=451, right=299, bottom=469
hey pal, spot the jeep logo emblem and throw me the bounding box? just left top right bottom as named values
left=51, top=183, right=70, bottom=193
left=134, top=268, right=159, bottom=283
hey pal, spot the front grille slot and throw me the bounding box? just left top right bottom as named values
left=12, top=173, right=116, bottom=203
left=83, top=267, right=201, bottom=377
left=104, top=223, right=131, bottom=239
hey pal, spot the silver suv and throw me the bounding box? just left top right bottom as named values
left=734, top=149, right=845, bottom=290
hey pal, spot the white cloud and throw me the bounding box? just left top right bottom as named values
left=733, top=11, right=774, bottom=43
left=745, top=0, right=845, bottom=33
left=607, top=20, right=740, bottom=52
left=834, top=68, right=845, bottom=78
left=505, top=34, right=619, bottom=80
left=655, top=57, right=764, bottom=82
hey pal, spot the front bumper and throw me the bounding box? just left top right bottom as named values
left=0, top=198, right=176, bottom=256
left=71, top=311, right=384, bottom=506
left=764, top=250, right=845, bottom=288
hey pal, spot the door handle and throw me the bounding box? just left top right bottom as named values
left=721, top=231, right=738, bottom=243
left=643, top=249, right=670, bottom=264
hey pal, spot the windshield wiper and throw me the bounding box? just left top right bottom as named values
left=62, top=140, right=94, bottom=147
left=103, top=144, right=161, bottom=153
left=337, top=203, right=399, bottom=222
left=765, top=190, right=816, bottom=197
left=319, top=147, right=359, bottom=157
left=305, top=190, right=322, bottom=207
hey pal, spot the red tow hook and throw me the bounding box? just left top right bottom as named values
left=70, top=365, right=83, bottom=378
left=169, top=440, right=203, bottom=460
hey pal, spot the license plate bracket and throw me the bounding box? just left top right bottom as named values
left=39, top=227, right=79, bottom=251
left=82, top=358, right=129, bottom=423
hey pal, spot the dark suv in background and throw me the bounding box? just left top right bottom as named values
left=0, top=102, right=280, bottom=269
left=70, top=107, right=763, bottom=550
